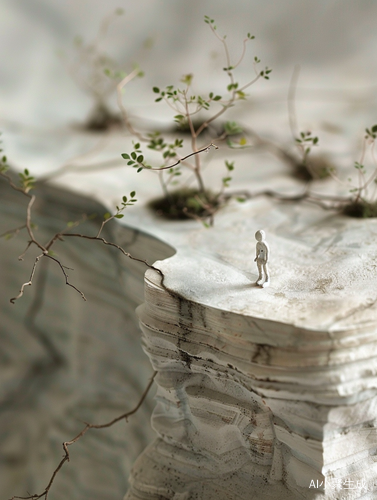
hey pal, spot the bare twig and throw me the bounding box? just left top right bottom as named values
left=1, top=168, right=164, bottom=304
left=0, top=223, right=27, bottom=239
left=147, top=142, right=218, bottom=172
left=46, top=254, right=87, bottom=300
left=10, top=253, right=44, bottom=303
left=224, top=187, right=352, bottom=211
left=195, top=23, right=262, bottom=139
left=288, top=65, right=301, bottom=140
left=0, top=257, right=63, bottom=411
left=117, top=69, right=147, bottom=141
left=60, top=232, right=164, bottom=276
left=9, top=371, right=157, bottom=500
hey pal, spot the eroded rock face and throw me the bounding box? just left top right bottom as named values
left=126, top=198, right=377, bottom=500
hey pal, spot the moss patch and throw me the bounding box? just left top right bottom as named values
left=84, top=102, right=122, bottom=132
left=293, top=155, right=333, bottom=181
left=342, top=200, right=377, bottom=218
left=148, top=188, right=220, bottom=220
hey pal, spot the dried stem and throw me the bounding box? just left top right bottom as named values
left=116, top=68, right=147, bottom=140
left=288, top=65, right=301, bottom=141
left=0, top=223, right=27, bottom=239
left=1, top=169, right=164, bottom=304
left=10, top=253, right=44, bottom=304
left=224, top=187, right=351, bottom=211
left=147, top=142, right=218, bottom=172
left=9, top=371, right=157, bottom=500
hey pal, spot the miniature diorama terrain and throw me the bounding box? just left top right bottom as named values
left=1, top=2, right=377, bottom=500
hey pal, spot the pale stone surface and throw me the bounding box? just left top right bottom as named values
left=122, top=196, right=377, bottom=499
left=4, top=109, right=377, bottom=500
left=2, top=2, right=377, bottom=499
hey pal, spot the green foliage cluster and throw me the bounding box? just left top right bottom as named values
left=295, top=131, right=319, bottom=165
left=338, top=124, right=377, bottom=217
left=103, top=191, right=137, bottom=220
left=18, top=169, right=35, bottom=193
left=0, top=153, right=8, bottom=175
left=121, top=16, right=272, bottom=222
left=365, top=124, right=377, bottom=140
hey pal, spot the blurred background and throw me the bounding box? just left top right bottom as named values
left=1, top=1, right=377, bottom=499
left=1, top=0, right=377, bottom=129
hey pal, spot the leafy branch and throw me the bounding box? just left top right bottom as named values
left=122, top=141, right=218, bottom=172
left=295, top=130, right=319, bottom=166
left=0, top=163, right=162, bottom=304
left=118, top=16, right=271, bottom=221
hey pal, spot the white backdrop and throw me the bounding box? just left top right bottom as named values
left=1, top=0, right=377, bottom=129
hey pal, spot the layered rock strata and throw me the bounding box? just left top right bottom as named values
left=126, top=199, right=377, bottom=500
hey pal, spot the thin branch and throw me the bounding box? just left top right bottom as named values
left=184, top=89, right=205, bottom=193
left=116, top=69, right=146, bottom=140
left=0, top=171, right=31, bottom=196
left=0, top=223, right=27, bottom=239
left=194, top=25, right=261, bottom=139
left=233, top=37, right=249, bottom=70
left=224, top=187, right=352, bottom=211
left=288, top=65, right=301, bottom=140
left=9, top=371, right=157, bottom=500
left=147, top=142, right=218, bottom=171
left=60, top=232, right=164, bottom=278
left=18, top=240, right=34, bottom=261
left=46, top=254, right=87, bottom=301
left=10, top=253, right=44, bottom=304
left=10, top=252, right=87, bottom=304
left=25, top=196, right=43, bottom=250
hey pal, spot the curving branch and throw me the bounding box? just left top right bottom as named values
left=9, top=371, right=157, bottom=500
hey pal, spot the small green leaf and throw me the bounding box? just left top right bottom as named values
left=153, top=87, right=160, bottom=93
left=121, top=153, right=130, bottom=159
left=103, top=212, right=111, bottom=220
left=114, top=214, right=124, bottom=219
left=224, top=121, right=243, bottom=135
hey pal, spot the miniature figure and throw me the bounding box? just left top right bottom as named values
left=254, top=230, right=270, bottom=288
